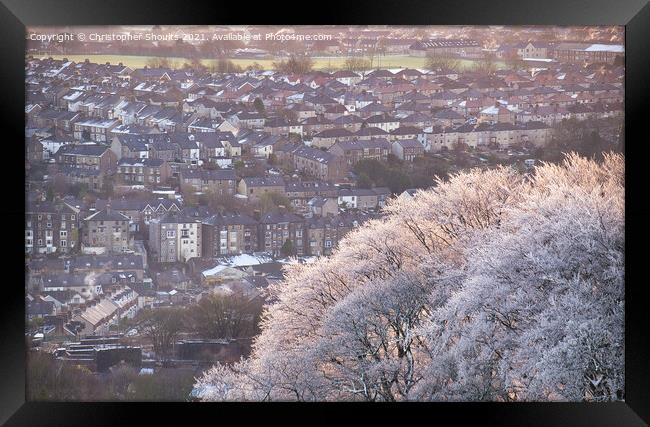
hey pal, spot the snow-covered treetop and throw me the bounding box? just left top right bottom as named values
left=194, top=152, right=624, bottom=402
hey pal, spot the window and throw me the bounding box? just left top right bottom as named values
left=166, top=230, right=176, bottom=238
left=61, top=240, right=67, bottom=247
left=60, top=231, right=67, bottom=238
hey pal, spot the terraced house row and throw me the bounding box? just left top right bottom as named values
left=148, top=208, right=379, bottom=262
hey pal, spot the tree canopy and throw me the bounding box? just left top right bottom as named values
left=195, top=153, right=624, bottom=402
left=272, top=55, right=314, bottom=74
left=425, top=54, right=461, bottom=72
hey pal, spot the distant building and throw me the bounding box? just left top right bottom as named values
left=551, top=43, right=624, bottom=64
left=290, top=145, right=348, bottom=182
left=26, top=201, right=80, bottom=254
left=82, top=208, right=132, bottom=254
left=55, top=143, right=117, bottom=174
left=311, top=128, right=355, bottom=149
left=285, top=180, right=339, bottom=213
left=308, top=196, right=339, bottom=218
left=258, top=208, right=306, bottom=257
left=72, top=287, right=139, bottom=336
left=202, top=212, right=259, bottom=257
left=409, top=39, right=482, bottom=58
left=328, top=138, right=391, bottom=166
left=338, top=187, right=390, bottom=210
left=73, top=119, right=120, bottom=142
left=149, top=211, right=202, bottom=263
left=237, top=176, right=286, bottom=201
left=117, top=158, right=172, bottom=187
left=391, top=139, right=425, bottom=161
left=179, top=167, right=236, bottom=195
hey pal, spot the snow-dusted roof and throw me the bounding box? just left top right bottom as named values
left=481, top=106, right=500, bottom=115
left=202, top=265, right=229, bottom=277
left=585, top=44, right=624, bottom=53
left=202, top=254, right=273, bottom=277
left=522, top=58, right=555, bottom=62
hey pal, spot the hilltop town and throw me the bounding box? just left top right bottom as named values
left=25, top=26, right=624, bottom=400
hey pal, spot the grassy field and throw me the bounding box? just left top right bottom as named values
left=36, top=54, right=507, bottom=72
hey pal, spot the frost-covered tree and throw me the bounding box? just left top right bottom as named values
left=194, top=153, right=624, bottom=402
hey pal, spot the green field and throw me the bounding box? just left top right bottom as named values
left=37, top=54, right=506, bottom=72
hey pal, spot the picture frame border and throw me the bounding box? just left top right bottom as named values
left=2, top=0, right=647, bottom=424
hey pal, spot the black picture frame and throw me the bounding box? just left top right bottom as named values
left=2, top=0, right=648, bottom=424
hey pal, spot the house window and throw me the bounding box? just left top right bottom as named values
left=61, top=240, right=67, bottom=247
